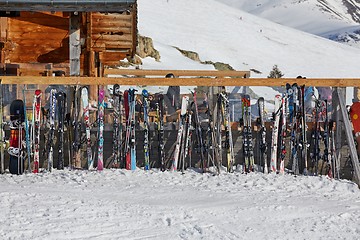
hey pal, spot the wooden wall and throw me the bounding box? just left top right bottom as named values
left=0, top=5, right=137, bottom=77
left=3, top=12, right=69, bottom=65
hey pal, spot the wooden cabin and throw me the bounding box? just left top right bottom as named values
left=0, top=0, right=138, bottom=77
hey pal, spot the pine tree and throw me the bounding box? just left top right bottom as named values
left=268, top=65, right=284, bottom=78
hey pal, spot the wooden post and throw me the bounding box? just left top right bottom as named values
left=334, top=87, right=360, bottom=187
left=69, top=12, right=81, bottom=77
left=354, top=87, right=359, bottom=102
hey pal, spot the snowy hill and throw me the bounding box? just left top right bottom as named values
left=216, top=0, right=360, bottom=48
left=137, top=0, right=360, bottom=79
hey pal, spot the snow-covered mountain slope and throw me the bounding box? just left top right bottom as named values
left=138, top=0, right=360, bottom=78
left=216, top=0, right=360, bottom=47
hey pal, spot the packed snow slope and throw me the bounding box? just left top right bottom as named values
left=216, top=0, right=360, bottom=48
left=1, top=169, right=359, bottom=239
left=137, top=0, right=360, bottom=78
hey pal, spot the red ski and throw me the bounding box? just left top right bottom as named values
left=33, top=90, right=41, bottom=173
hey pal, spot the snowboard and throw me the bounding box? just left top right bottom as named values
left=9, top=100, right=25, bottom=175
left=350, top=102, right=360, bottom=154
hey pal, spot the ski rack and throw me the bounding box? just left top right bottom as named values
left=1, top=72, right=360, bottom=186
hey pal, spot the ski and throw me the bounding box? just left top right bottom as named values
left=81, top=87, right=93, bottom=170
left=322, top=99, right=332, bottom=177
left=184, top=104, right=194, bottom=170
left=129, top=88, right=137, bottom=171
left=204, top=92, right=220, bottom=174
left=22, top=88, right=32, bottom=173
left=172, top=95, right=189, bottom=171
left=329, top=120, right=340, bottom=179
left=288, top=84, right=300, bottom=175
left=47, top=89, right=57, bottom=172
left=111, top=84, right=122, bottom=168
left=56, top=91, right=66, bottom=170
left=142, top=89, right=150, bottom=170
left=97, top=87, right=105, bottom=171
left=311, top=98, right=322, bottom=175
left=257, top=97, right=268, bottom=174
left=219, top=89, right=234, bottom=173
left=241, top=94, right=255, bottom=172
left=270, top=94, right=282, bottom=173
left=32, top=90, right=41, bottom=173
left=193, top=91, right=206, bottom=173
left=73, top=86, right=82, bottom=169
left=279, top=93, right=288, bottom=175
left=299, top=85, right=308, bottom=175
left=157, top=94, right=166, bottom=171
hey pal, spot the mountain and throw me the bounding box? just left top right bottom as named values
left=216, top=0, right=360, bottom=48
left=137, top=0, right=360, bottom=78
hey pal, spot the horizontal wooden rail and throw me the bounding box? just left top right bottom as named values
left=1, top=76, right=360, bottom=86
left=104, top=69, right=251, bottom=78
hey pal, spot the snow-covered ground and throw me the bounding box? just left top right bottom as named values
left=1, top=169, right=359, bottom=239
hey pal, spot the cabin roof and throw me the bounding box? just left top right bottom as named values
left=0, top=0, right=136, bottom=12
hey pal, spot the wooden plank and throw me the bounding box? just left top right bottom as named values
left=9, top=23, right=69, bottom=34
left=7, top=40, right=67, bottom=47
left=104, top=69, right=251, bottom=77
left=9, top=17, right=68, bottom=30
left=91, top=13, right=132, bottom=21
left=91, top=43, right=133, bottom=50
left=91, top=21, right=132, bottom=28
left=9, top=32, right=69, bottom=41
left=91, top=33, right=132, bottom=41
left=2, top=77, right=360, bottom=87
left=19, top=11, right=67, bottom=18
left=91, top=26, right=132, bottom=34
left=0, top=17, right=7, bottom=40
left=92, top=40, right=133, bottom=48
left=69, top=13, right=81, bottom=76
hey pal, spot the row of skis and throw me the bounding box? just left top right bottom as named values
left=0, top=83, right=345, bottom=178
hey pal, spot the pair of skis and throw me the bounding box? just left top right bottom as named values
left=269, top=84, right=309, bottom=175
left=218, top=89, right=235, bottom=173
left=124, top=88, right=137, bottom=171
left=79, top=86, right=104, bottom=171
left=172, top=95, right=189, bottom=172
left=241, top=94, right=255, bottom=172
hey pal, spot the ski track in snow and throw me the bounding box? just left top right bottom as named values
left=0, top=169, right=359, bottom=239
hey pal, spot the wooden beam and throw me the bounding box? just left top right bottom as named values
left=104, top=69, right=251, bottom=78
left=69, top=13, right=80, bottom=76
left=335, top=87, right=360, bottom=187
left=1, top=76, right=360, bottom=86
